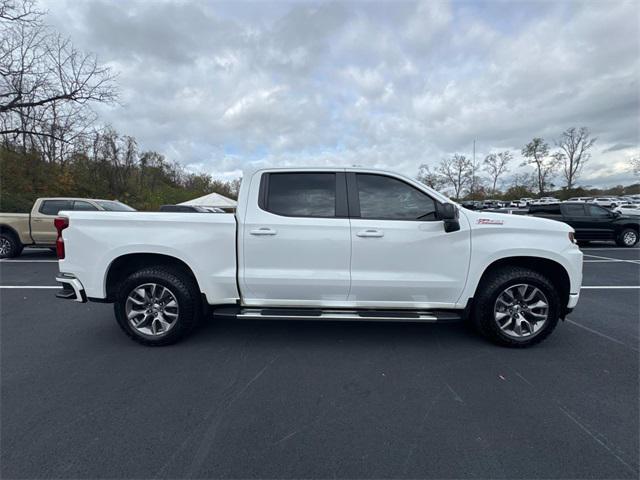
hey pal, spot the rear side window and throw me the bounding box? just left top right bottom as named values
left=356, top=174, right=436, bottom=220
left=39, top=200, right=74, bottom=215
left=73, top=201, right=98, bottom=211
left=562, top=204, right=585, bottom=216
left=264, top=173, right=336, bottom=218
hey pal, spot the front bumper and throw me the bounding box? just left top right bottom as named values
left=567, top=292, right=580, bottom=309
left=55, top=274, right=87, bottom=303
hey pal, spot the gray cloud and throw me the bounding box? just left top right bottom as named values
left=43, top=0, right=639, bottom=186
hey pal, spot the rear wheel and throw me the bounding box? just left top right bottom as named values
left=473, top=267, right=560, bottom=347
left=0, top=232, right=23, bottom=258
left=616, top=228, right=638, bottom=248
left=114, top=267, right=202, bottom=346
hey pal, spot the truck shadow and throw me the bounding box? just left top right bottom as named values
left=193, top=314, right=485, bottom=350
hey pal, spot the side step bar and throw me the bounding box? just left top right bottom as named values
left=216, top=307, right=461, bottom=323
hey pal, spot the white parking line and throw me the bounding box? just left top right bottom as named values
left=566, top=320, right=638, bottom=351
left=0, top=260, right=58, bottom=263
left=583, top=254, right=640, bottom=265
left=582, top=248, right=639, bottom=251
left=580, top=286, right=640, bottom=289
left=0, top=286, right=60, bottom=289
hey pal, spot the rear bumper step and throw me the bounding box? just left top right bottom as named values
left=55, top=275, right=87, bottom=303
left=227, top=307, right=461, bottom=323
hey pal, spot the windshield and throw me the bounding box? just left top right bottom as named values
left=95, top=200, right=136, bottom=211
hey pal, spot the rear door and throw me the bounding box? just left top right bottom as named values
left=347, top=172, right=470, bottom=307
left=241, top=171, right=352, bottom=305
left=30, top=199, right=74, bottom=244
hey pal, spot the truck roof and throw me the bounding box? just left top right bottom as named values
left=36, top=197, right=117, bottom=202
left=242, top=165, right=404, bottom=177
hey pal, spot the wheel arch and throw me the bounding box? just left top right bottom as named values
left=104, top=253, right=202, bottom=302
left=473, top=256, right=571, bottom=316
left=0, top=224, right=21, bottom=242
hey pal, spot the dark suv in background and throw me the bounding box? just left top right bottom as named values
left=529, top=202, right=639, bottom=247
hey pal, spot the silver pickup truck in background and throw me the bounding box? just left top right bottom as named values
left=0, top=198, right=135, bottom=258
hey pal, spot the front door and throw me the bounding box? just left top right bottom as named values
left=347, top=172, right=471, bottom=308
left=241, top=171, right=351, bottom=306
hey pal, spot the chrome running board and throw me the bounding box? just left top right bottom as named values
left=231, top=308, right=461, bottom=323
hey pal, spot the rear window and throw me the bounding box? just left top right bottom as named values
left=39, top=200, right=74, bottom=215
left=263, top=173, right=337, bottom=218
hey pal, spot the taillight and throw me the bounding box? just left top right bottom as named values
left=568, top=231, right=576, bottom=244
left=54, top=217, right=69, bottom=259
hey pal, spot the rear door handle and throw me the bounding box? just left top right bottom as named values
left=356, top=229, right=384, bottom=238
left=250, top=227, right=277, bottom=236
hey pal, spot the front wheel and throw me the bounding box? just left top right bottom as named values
left=473, top=267, right=560, bottom=347
left=616, top=228, right=638, bottom=248
left=114, top=267, right=202, bottom=346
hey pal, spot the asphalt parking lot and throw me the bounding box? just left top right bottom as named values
left=1, top=245, right=638, bottom=479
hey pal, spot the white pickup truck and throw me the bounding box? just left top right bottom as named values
left=55, top=167, right=583, bottom=347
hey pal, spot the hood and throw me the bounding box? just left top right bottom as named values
left=460, top=208, right=573, bottom=233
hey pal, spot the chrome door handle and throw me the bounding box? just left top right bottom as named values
left=250, top=227, right=277, bottom=236
left=356, top=229, right=384, bottom=238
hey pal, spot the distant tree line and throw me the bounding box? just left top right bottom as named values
left=0, top=0, right=239, bottom=213
left=0, top=129, right=241, bottom=212
left=418, top=127, right=639, bottom=200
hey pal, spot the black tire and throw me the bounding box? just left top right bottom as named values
left=0, top=232, right=23, bottom=258
left=616, top=228, right=638, bottom=248
left=472, top=267, right=560, bottom=348
left=114, top=266, right=202, bottom=346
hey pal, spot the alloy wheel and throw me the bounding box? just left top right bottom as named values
left=623, top=231, right=637, bottom=246
left=125, top=283, right=179, bottom=336
left=0, top=237, right=11, bottom=257
left=494, top=283, right=549, bottom=339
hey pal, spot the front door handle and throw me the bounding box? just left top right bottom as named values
left=250, top=227, right=277, bottom=236
left=356, top=229, right=384, bottom=238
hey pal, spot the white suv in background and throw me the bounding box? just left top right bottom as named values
left=592, top=197, right=619, bottom=208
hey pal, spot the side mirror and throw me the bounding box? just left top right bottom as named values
left=437, top=203, right=460, bottom=232
left=438, top=202, right=457, bottom=220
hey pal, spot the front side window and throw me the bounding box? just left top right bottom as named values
left=95, top=200, right=136, bottom=211
left=265, top=173, right=336, bottom=217
left=39, top=200, right=74, bottom=216
left=73, top=201, right=98, bottom=211
left=586, top=204, right=609, bottom=217
left=356, top=174, right=436, bottom=220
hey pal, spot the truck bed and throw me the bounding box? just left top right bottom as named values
left=58, top=211, right=239, bottom=304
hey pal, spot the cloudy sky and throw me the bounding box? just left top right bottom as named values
left=43, top=0, right=639, bottom=187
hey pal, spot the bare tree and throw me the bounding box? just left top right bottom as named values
left=0, top=0, right=117, bottom=148
left=438, top=154, right=471, bottom=199
left=417, top=164, right=445, bottom=191
left=483, top=151, right=512, bottom=194
left=556, top=127, right=596, bottom=189
left=521, top=138, right=559, bottom=195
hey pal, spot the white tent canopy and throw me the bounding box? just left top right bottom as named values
left=178, top=192, right=237, bottom=208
